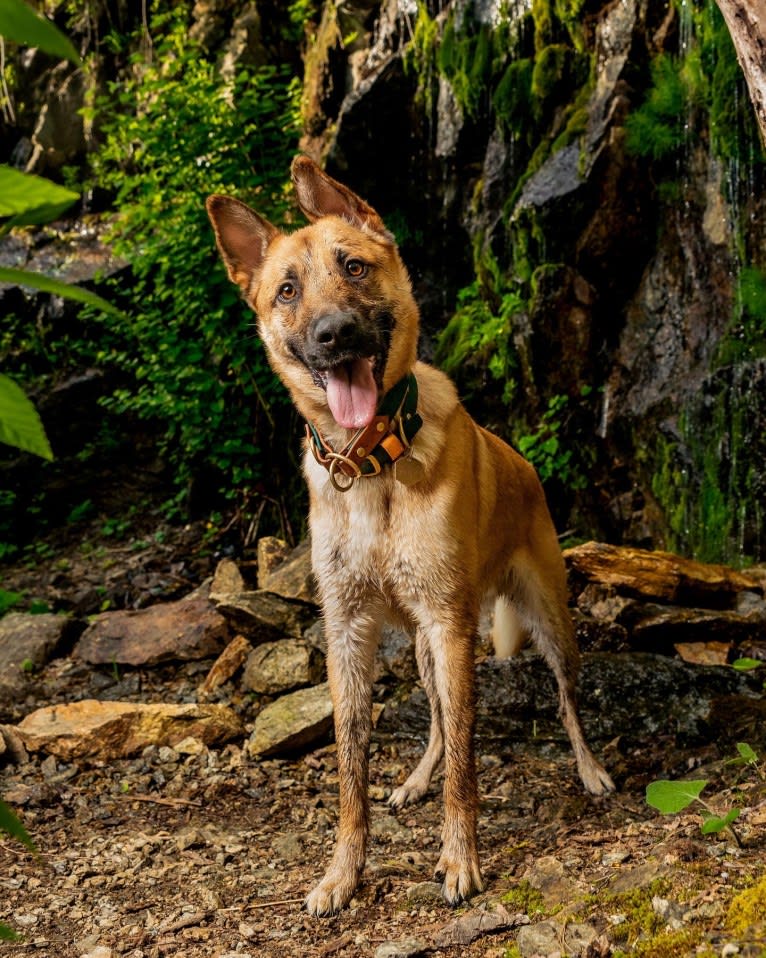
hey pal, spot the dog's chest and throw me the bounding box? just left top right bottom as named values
left=308, top=466, right=455, bottom=610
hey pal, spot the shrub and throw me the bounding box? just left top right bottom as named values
left=86, top=8, right=302, bottom=520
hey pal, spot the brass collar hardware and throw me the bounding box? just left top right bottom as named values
left=306, top=373, right=423, bottom=493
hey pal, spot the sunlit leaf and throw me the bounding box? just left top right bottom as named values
left=736, top=742, right=758, bottom=764
left=0, top=374, right=53, bottom=460
left=700, top=807, right=740, bottom=834
left=0, top=799, right=35, bottom=852
left=0, top=267, right=123, bottom=317
left=646, top=779, right=707, bottom=814
left=0, top=0, right=80, bottom=65
left=732, top=657, right=763, bottom=672
left=0, top=165, right=79, bottom=227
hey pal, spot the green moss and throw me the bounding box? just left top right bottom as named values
left=500, top=878, right=547, bottom=916
left=625, top=54, right=687, bottom=161
left=726, top=875, right=766, bottom=939
left=650, top=374, right=764, bottom=566
left=435, top=282, right=522, bottom=404
left=531, top=43, right=572, bottom=103
left=493, top=58, right=535, bottom=133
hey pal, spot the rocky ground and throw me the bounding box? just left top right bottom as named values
left=1, top=524, right=765, bottom=958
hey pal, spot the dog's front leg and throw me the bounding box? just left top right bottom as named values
left=424, top=617, right=484, bottom=905
left=305, top=608, right=381, bottom=916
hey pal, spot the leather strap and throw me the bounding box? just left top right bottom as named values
left=306, top=373, right=423, bottom=491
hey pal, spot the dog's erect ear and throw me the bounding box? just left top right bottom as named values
left=290, top=154, right=393, bottom=241
left=206, top=195, right=280, bottom=296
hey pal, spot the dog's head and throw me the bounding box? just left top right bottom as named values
left=206, top=156, right=419, bottom=433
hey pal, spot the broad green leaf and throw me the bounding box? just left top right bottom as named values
left=0, top=267, right=123, bottom=317
left=0, top=373, right=53, bottom=460
left=0, top=165, right=79, bottom=226
left=646, top=779, right=708, bottom=814
left=0, top=0, right=80, bottom=65
left=700, top=807, right=740, bottom=835
left=0, top=923, right=21, bottom=941
left=736, top=742, right=759, bottom=764
left=732, top=657, right=763, bottom=672
left=0, top=799, right=35, bottom=852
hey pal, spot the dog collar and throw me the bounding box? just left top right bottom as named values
left=306, top=372, right=423, bottom=492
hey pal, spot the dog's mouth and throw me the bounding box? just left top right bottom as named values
left=313, top=356, right=379, bottom=431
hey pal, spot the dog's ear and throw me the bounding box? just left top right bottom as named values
left=206, top=195, right=280, bottom=295
left=291, top=155, right=393, bottom=241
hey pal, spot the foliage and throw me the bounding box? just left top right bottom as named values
left=645, top=742, right=762, bottom=841
left=0, top=0, right=80, bottom=65
left=0, top=4, right=115, bottom=469
left=85, top=8, right=301, bottom=514
left=516, top=392, right=589, bottom=490
left=0, top=165, right=78, bottom=231
left=435, top=282, right=521, bottom=403
left=0, top=799, right=35, bottom=940
left=0, top=373, right=52, bottom=460
left=625, top=54, right=690, bottom=161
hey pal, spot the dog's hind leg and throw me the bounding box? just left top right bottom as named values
left=507, top=555, right=615, bottom=796
left=305, top=604, right=383, bottom=916
left=389, top=628, right=444, bottom=808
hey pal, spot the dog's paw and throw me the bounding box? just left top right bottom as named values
left=580, top=760, right=616, bottom=796
left=388, top=779, right=428, bottom=809
left=304, top=873, right=357, bottom=917
left=434, top=853, right=484, bottom=906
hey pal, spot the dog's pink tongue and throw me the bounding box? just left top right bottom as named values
left=326, top=358, right=378, bottom=429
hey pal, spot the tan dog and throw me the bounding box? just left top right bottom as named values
left=206, top=156, right=614, bottom=916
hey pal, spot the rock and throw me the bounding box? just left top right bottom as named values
left=378, top=625, right=416, bottom=681
left=433, top=904, right=525, bottom=948
left=259, top=539, right=316, bottom=604
left=565, top=542, right=763, bottom=606
left=198, top=635, right=253, bottom=699
left=248, top=683, right=333, bottom=758
left=405, top=881, right=443, bottom=906
left=256, top=536, right=292, bottom=587
left=75, top=585, right=230, bottom=667
left=210, top=559, right=245, bottom=599
left=0, top=612, right=82, bottom=701
left=525, top=856, right=581, bottom=905
left=17, top=700, right=243, bottom=761
left=516, top=921, right=561, bottom=958
left=383, top=650, right=763, bottom=746
left=212, top=589, right=316, bottom=644
left=242, top=639, right=324, bottom=695
left=0, top=724, right=29, bottom=764
left=374, top=937, right=429, bottom=958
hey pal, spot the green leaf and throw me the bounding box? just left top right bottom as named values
left=700, top=807, right=740, bottom=834
left=0, top=0, right=80, bottom=65
left=736, top=742, right=759, bottom=764
left=0, top=267, right=123, bottom=317
left=0, top=799, right=35, bottom=852
left=646, top=779, right=708, bottom=814
left=0, top=922, right=21, bottom=941
left=732, top=657, right=763, bottom=672
left=0, top=165, right=79, bottom=227
left=0, top=373, right=53, bottom=460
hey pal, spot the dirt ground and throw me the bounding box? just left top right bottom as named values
left=1, top=521, right=765, bottom=958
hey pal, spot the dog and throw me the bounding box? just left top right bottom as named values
left=206, top=155, right=614, bottom=916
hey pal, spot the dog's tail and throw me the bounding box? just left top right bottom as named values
left=490, top=595, right=527, bottom=658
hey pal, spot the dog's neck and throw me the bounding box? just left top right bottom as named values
left=305, top=372, right=423, bottom=492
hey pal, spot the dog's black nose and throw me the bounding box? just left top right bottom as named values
left=307, top=312, right=367, bottom=362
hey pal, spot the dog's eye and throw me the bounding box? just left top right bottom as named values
left=278, top=282, right=297, bottom=302
left=345, top=259, right=366, bottom=278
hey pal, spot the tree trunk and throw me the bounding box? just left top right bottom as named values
left=715, top=0, right=766, bottom=146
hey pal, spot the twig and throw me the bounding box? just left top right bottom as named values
left=246, top=897, right=305, bottom=910
left=123, top=793, right=203, bottom=808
